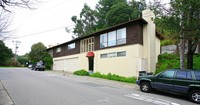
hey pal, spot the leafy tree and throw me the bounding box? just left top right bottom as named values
left=71, top=4, right=96, bottom=37
left=28, top=42, right=53, bottom=70
left=17, top=53, right=29, bottom=66
left=0, top=40, right=13, bottom=66
left=151, top=0, right=200, bottom=69
left=71, top=0, right=145, bottom=37
left=105, top=2, right=132, bottom=27
left=95, top=0, right=127, bottom=29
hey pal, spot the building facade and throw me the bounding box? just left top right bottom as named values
left=47, top=9, right=163, bottom=77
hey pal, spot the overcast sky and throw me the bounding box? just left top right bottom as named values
left=4, top=0, right=99, bottom=55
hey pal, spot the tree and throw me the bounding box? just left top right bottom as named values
left=17, top=53, right=29, bottom=66
left=105, top=2, right=132, bottom=27
left=0, top=40, right=13, bottom=66
left=71, top=0, right=145, bottom=37
left=28, top=42, right=53, bottom=70
left=71, top=4, right=96, bottom=37
left=151, top=0, right=200, bottom=69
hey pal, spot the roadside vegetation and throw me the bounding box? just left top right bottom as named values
left=155, top=53, right=200, bottom=74
left=74, top=69, right=137, bottom=84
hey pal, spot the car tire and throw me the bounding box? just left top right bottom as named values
left=189, top=90, right=200, bottom=103
left=140, top=82, right=151, bottom=93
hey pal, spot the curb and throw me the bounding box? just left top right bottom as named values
left=0, top=81, right=14, bottom=105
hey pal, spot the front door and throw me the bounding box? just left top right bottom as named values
left=88, top=57, right=94, bottom=72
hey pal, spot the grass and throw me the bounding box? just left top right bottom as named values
left=74, top=69, right=136, bottom=84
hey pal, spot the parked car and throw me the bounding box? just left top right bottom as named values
left=136, top=68, right=200, bottom=103
left=31, top=61, right=45, bottom=71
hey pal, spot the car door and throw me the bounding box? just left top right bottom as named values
left=173, top=70, right=193, bottom=94
left=153, top=70, right=175, bottom=91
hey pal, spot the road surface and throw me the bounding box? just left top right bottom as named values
left=0, top=68, right=198, bottom=105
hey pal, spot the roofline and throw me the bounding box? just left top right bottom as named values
left=47, top=18, right=147, bottom=50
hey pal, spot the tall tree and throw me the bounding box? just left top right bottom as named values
left=71, top=4, right=96, bottom=37
left=151, top=0, right=200, bottom=69
left=0, top=40, right=13, bottom=66
left=95, top=0, right=127, bottom=29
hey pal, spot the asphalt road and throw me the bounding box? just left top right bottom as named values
left=0, top=68, right=198, bottom=105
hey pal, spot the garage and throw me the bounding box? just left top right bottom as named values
left=53, top=59, right=64, bottom=70
left=64, top=57, right=80, bottom=72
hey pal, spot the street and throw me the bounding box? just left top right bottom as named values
left=0, top=68, right=198, bottom=105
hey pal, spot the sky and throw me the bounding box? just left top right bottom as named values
left=4, top=0, right=99, bottom=55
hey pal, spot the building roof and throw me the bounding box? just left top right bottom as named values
left=47, top=18, right=148, bottom=50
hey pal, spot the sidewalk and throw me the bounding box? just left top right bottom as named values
left=45, top=70, right=138, bottom=90
left=0, top=81, right=14, bottom=105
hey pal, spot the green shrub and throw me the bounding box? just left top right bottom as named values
left=155, top=53, right=200, bottom=74
left=90, top=72, right=136, bottom=83
left=74, top=70, right=89, bottom=76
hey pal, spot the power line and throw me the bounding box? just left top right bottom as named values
left=13, top=25, right=74, bottom=39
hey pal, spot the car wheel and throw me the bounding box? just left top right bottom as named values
left=140, top=82, right=151, bottom=93
left=189, top=90, right=200, bottom=103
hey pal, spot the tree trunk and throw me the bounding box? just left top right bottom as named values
left=198, top=41, right=200, bottom=53
left=180, top=39, right=185, bottom=69
left=187, top=39, right=198, bottom=69
left=187, top=40, right=193, bottom=69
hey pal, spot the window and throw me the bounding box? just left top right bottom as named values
left=117, top=28, right=126, bottom=45
left=194, top=71, right=200, bottom=81
left=100, top=28, right=126, bottom=48
left=108, top=31, right=116, bottom=47
left=100, top=34, right=107, bottom=48
left=68, top=43, right=75, bottom=50
left=80, top=37, right=94, bottom=53
left=117, top=51, right=126, bottom=57
left=176, top=70, right=192, bottom=80
left=107, top=52, right=117, bottom=58
left=100, top=54, right=107, bottom=58
left=56, top=47, right=61, bottom=53
left=160, top=70, right=175, bottom=79
left=100, top=51, right=126, bottom=59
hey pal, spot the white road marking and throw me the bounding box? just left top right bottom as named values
left=125, top=93, right=180, bottom=105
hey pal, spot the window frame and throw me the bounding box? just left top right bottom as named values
left=67, top=43, right=75, bottom=50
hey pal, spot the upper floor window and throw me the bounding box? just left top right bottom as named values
left=108, top=31, right=116, bottom=47
left=117, top=28, right=126, bottom=45
left=68, top=43, right=75, bottom=50
left=80, top=37, right=94, bottom=53
left=56, top=47, right=61, bottom=53
left=100, top=28, right=126, bottom=48
left=100, top=33, right=107, bottom=48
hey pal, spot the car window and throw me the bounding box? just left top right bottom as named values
left=176, top=70, right=192, bottom=80
left=194, top=71, right=200, bottom=81
left=159, top=70, right=175, bottom=79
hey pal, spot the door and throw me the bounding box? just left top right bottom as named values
left=88, top=57, right=94, bottom=72
left=153, top=70, right=175, bottom=91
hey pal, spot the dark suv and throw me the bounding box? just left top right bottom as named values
left=31, top=61, right=45, bottom=71
left=136, top=69, right=200, bottom=103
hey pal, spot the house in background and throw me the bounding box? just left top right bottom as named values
left=47, top=9, right=163, bottom=77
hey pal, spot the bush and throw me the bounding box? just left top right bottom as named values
left=90, top=72, right=136, bottom=83
left=155, top=53, right=200, bottom=74
left=74, top=70, right=89, bottom=76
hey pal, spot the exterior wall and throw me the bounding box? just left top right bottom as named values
left=142, top=9, right=157, bottom=73
left=52, top=44, right=143, bottom=77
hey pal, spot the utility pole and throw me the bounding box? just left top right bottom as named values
left=12, top=40, right=21, bottom=60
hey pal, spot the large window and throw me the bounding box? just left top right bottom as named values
left=80, top=37, right=94, bottom=53
left=68, top=43, right=75, bottom=50
left=117, top=28, right=126, bottom=45
left=100, top=28, right=126, bottom=48
left=108, top=31, right=116, bottom=47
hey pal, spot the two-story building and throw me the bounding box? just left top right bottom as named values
left=47, top=9, right=163, bottom=77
